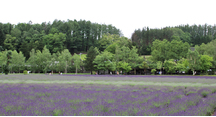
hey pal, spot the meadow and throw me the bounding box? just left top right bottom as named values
left=0, top=74, right=216, bottom=116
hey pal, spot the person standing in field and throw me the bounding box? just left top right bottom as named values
left=117, top=71, right=119, bottom=75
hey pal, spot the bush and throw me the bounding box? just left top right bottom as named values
left=151, top=69, right=156, bottom=75
left=201, top=91, right=209, bottom=98
left=23, top=70, right=28, bottom=75
left=92, top=71, right=96, bottom=75
left=3, top=64, right=9, bottom=75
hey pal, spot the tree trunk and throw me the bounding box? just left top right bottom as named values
left=144, top=68, right=146, bottom=75
left=91, top=71, right=92, bottom=75
left=52, top=70, right=53, bottom=74
left=134, top=68, right=136, bottom=75
left=193, top=70, right=195, bottom=75
left=65, top=61, right=67, bottom=73
left=76, top=65, right=77, bottom=75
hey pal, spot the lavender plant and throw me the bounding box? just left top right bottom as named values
left=0, top=84, right=216, bottom=116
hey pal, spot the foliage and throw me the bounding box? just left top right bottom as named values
left=99, top=34, right=129, bottom=52
left=0, top=20, right=121, bottom=60
left=132, top=24, right=216, bottom=55
left=199, top=55, right=213, bottom=73
left=151, top=39, right=190, bottom=63
left=23, top=70, right=28, bottom=75
left=117, top=61, right=132, bottom=74
left=11, top=50, right=25, bottom=73
left=151, top=69, right=156, bottom=75
left=4, top=34, right=18, bottom=51
left=35, top=46, right=52, bottom=73
left=72, top=53, right=82, bottom=74
left=59, top=49, right=72, bottom=73
left=128, top=46, right=143, bottom=74
left=195, top=40, right=216, bottom=68
left=2, top=64, right=9, bottom=75
left=187, top=50, right=200, bottom=75
left=156, top=61, right=163, bottom=71
left=146, top=57, right=157, bottom=69
left=120, top=46, right=130, bottom=63
left=27, top=49, right=37, bottom=73
left=175, top=58, right=189, bottom=73
left=163, top=59, right=176, bottom=74
left=84, top=46, right=100, bottom=74
left=93, top=51, right=116, bottom=72
left=139, top=61, right=149, bottom=74
left=3, top=51, right=12, bottom=75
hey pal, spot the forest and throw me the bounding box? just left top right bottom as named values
left=0, top=20, right=216, bottom=75
left=132, top=24, right=216, bottom=55
left=0, top=19, right=122, bottom=60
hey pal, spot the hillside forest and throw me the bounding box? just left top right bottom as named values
left=0, top=20, right=215, bottom=75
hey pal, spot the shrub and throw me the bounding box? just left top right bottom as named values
left=3, top=64, right=9, bottom=75
left=92, top=71, right=96, bottom=75
left=23, top=70, right=28, bottom=75
left=151, top=69, right=156, bottom=75
left=201, top=91, right=209, bottom=98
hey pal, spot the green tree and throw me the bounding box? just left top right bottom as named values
left=72, top=53, right=82, bottom=74
left=128, top=46, right=143, bottom=75
left=27, top=49, right=37, bottom=73
left=156, top=61, right=163, bottom=75
left=151, top=39, right=169, bottom=63
left=4, top=34, right=18, bottom=51
left=187, top=50, right=200, bottom=75
left=121, top=46, right=130, bottom=63
left=163, top=59, right=176, bottom=74
left=48, top=53, right=58, bottom=74
left=3, top=51, right=12, bottom=75
left=84, top=46, right=100, bottom=74
left=199, top=55, right=213, bottom=74
left=35, top=46, right=51, bottom=73
left=11, top=50, right=19, bottom=73
left=0, top=50, right=7, bottom=72
left=59, top=49, right=72, bottom=73
left=147, top=56, right=157, bottom=69
left=195, top=40, right=216, bottom=70
left=93, top=51, right=115, bottom=74
left=114, top=45, right=122, bottom=72
left=17, top=51, right=25, bottom=73
left=175, top=58, right=189, bottom=73
left=104, top=43, right=118, bottom=54
left=0, top=46, right=3, bottom=52
left=118, top=61, right=132, bottom=75
left=139, top=61, right=149, bottom=75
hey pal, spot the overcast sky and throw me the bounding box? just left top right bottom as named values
left=1, top=0, right=216, bottom=38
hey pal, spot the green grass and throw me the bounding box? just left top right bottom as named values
left=1, top=80, right=216, bottom=87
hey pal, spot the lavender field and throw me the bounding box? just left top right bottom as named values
left=0, top=75, right=216, bottom=115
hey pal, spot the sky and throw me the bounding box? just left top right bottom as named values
left=1, top=0, right=216, bottom=39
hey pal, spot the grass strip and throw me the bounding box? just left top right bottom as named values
left=0, top=80, right=216, bottom=87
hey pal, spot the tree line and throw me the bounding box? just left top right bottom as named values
left=0, top=34, right=215, bottom=75
left=132, top=24, right=216, bottom=55
left=0, top=19, right=122, bottom=60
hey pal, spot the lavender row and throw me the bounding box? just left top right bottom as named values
left=0, top=84, right=216, bottom=116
